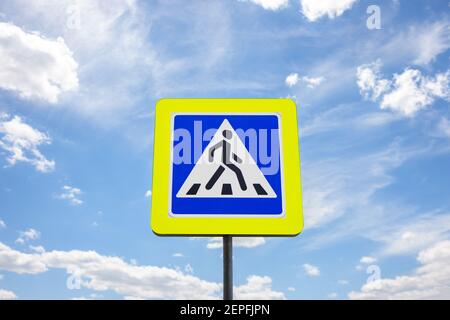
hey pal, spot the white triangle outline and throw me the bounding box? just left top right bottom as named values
left=176, top=119, right=277, bottom=198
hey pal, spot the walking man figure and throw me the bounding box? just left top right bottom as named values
left=206, top=129, right=247, bottom=191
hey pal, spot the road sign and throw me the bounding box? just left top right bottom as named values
left=151, top=99, right=303, bottom=236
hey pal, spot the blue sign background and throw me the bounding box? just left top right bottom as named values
left=171, top=114, right=283, bottom=215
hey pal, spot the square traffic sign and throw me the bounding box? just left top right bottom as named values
left=151, top=99, right=303, bottom=236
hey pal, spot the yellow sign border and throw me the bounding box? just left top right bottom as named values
left=150, top=99, right=303, bottom=236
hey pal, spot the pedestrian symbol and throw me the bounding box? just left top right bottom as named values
left=177, top=119, right=276, bottom=198
left=151, top=99, right=303, bottom=236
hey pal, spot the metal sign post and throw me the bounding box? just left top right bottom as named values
left=223, top=235, right=233, bottom=300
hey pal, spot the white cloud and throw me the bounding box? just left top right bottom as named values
left=0, top=242, right=282, bottom=300
left=0, top=242, right=218, bottom=299
left=0, top=219, right=5, bottom=229
left=235, top=275, right=285, bottom=300
left=381, top=69, right=449, bottom=117
left=173, top=253, right=184, bottom=258
left=356, top=60, right=391, bottom=100
left=245, top=0, right=289, bottom=11
left=0, top=242, right=47, bottom=273
left=15, top=228, right=40, bottom=245
left=360, top=256, right=377, bottom=264
left=145, top=190, right=152, bottom=198
left=300, top=0, right=358, bottom=22
left=0, top=289, right=17, bottom=300
left=303, top=76, right=325, bottom=89
left=303, top=263, right=320, bottom=277
left=0, top=22, right=78, bottom=103
left=301, top=103, right=400, bottom=138
left=285, top=73, right=299, bottom=87
left=349, top=240, right=450, bottom=299
left=338, top=280, right=349, bottom=285
left=302, top=142, right=408, bottom=230
left=0, top=115, right=55, bottom=172
left=57, top=185, right=83, bottom=206
left=0, top=1, right=152, bottom=122
left=287, top=286, right=296, bottom=292
left=357, top=61, right=450, bottom=117
left=205, top=237, right=266, bottom=249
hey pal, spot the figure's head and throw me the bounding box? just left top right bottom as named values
left=222, top=130, right=232, bottom=140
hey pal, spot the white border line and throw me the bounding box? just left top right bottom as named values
left=168, top=112, right=286, bottom=218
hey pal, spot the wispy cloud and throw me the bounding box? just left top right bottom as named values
left=15, top=228, right=40, bottom=245
left=235, top=275, right=285, bottom=300
left=411, top=21, right=450, bottom=65
left=56, top=186, right=83, bottom=206
left=302, top=141, right=418, bottom=231
left=300, top=135, right=440, bottom=252
left=300, top=103, right=400, bottom=138
left=438, top=118, right=450, bottom=138
left=370, top=212, right=450, bottom=257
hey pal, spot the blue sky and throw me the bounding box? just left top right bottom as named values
left=0, top=0, right=449, bottom=300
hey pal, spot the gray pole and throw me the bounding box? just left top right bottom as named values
left=223, top=235, right=233, bottom=300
